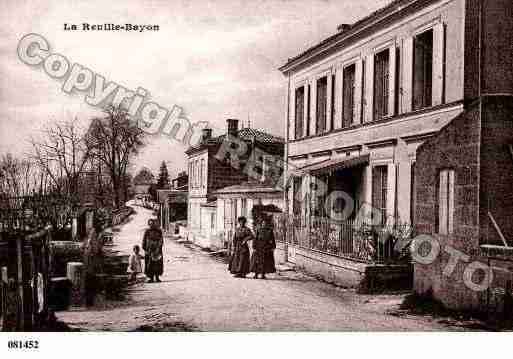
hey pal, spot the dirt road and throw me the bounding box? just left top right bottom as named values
left=57, top=204, right=458, bottom=331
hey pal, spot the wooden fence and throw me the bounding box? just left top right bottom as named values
left=0, top=227, right=51, bottom=331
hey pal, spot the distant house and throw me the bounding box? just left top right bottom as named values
left=132, top=168, right=155, bottom=205
left=185, top=119, right=284, bottom=249
left=215, top=179, right=284, bottom=251
left=157, top=171, right=189, bottom=234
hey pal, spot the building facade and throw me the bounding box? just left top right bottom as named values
left=215, top=180, right=284, bottom=252
left=185, top=119, right=284, bottom=249
left=279, top=0, right=488, bottom=290
left=412, top=0, right=513, bottom=314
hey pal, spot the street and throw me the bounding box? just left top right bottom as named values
left=57, top=205, right=457, bottom=331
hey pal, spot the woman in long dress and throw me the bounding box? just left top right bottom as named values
left=250, top=215, right=276, bottom=279
left=142, top=219, right=164, bottom=283
left=228, top=216, right=254, bottom=278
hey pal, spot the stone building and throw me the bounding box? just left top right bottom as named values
left=412, top=0, right=513, bottom=315
left=278, top=0, right=503, bottom=291
left=185, top=119, right=284, bottom=249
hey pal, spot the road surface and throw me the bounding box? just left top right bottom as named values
left=57, top=203, right=460, bottom=331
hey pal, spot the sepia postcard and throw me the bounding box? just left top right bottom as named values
left=0, top=0, right=512, bottom=356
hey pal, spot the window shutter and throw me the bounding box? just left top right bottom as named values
left=438, top=170, right=448, bottom=235
left=432, top=22, right=445, bottom=106
left=402, top=37, right=414, bottom=112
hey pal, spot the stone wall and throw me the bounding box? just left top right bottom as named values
left=413, top=104, right=482, bottom=310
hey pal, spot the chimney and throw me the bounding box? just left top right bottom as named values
left=201, top=128, right=212, bottom=143
left=337, top=23, right=351, bottom=32
left=226, top=119, right=239, bottom=137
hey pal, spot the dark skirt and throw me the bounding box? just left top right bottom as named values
left=228, top=244, right=250, bottom=275
left=250, top=249, right=276, bottom=274
left=145, top=255, right=163, bottom=277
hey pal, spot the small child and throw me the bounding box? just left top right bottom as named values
left=127, top=245, right=143, bottom=282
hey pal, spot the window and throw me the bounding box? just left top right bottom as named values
left=361, top=59, right=366, bottom=122
left=294, top=86, right=305, bottom=139
left=330, top=73, right=336, bottom=130
left=306, top=85, right=311, bottom=136
left=241, top=198, right=247, bottom=217
left=413, top=29, right=433, bottom=110
left=210, top=212, right=216, bottom=230
left=372, top=165, right=388, bottom=225
left=374, top=49, right=390, bottom=120
left=394, top=47, right=401, bottom=115
left=201, top=159, right=205, bottom=188
left=195, top=160, right=199, bottom=188
left=316, top=77, right=327, bottom=134
left=342, top=63, right=356, bottom=127
left=438, top=169, right=454, bottom=235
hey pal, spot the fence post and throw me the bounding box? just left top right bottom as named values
left=16, top=236, right=24, bottom=331
left=1, top=267, right=6, bottom=330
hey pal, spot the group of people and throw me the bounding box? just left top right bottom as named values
left=127, top=219, right=164, bottom=283
left=228, top=215, right=276, bottom=279
left=127, top=215, right=276, bottom=283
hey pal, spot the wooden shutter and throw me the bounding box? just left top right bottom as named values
left=343, top=64, right=356, bottom=127
left=294, top=87, right=304, bottom=139
left=316, top=77, right=327, bottom=134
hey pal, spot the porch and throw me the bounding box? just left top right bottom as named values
left=278, top=153, right=413, bottom=292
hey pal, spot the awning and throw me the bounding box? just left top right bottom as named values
left=290, top=154, right=369, bottom=177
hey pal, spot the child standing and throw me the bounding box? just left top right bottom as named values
left=127, top=245, right=143, bottom=282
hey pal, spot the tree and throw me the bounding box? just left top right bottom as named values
left=133, top=167, right=154, bottom=185
left=0, top=153, right=39, bottom=199
left=30, top=118, right=91, bottom=198
left=157, top=161, right=170, bottom=189
left=86, top=106, right=145, bottom=208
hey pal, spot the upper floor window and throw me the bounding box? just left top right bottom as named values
left=201, top=159, right=205, bottom=188
left=330, top=73, right=336, bottom=130
left=413, top=29, right=433, bottom=110
left=374, top=49, right=390, bottom=120
left=316, top=76, right=327, bottom=134
left=438, top=169, right=454, bottom=235
left=306, top=84, right=311, bottom=136
left=342, top=63, right=356, bottom=127
left=294, top=86, right=305, bottom=139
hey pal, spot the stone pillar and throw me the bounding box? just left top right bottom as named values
left=67, top=262, right=85, bottom=306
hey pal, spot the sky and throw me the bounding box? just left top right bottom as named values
left=0, top=0, right=391, bottom=178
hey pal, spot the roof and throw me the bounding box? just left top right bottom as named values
left=291, top=154, right=370, bottom=176
left=186, top=127, right=284, bottom=155
left=215, top=180, right=283, bottom=195
left=279, top=0, right=422, bottom=73
left=201, top=201, right=217, bottom=208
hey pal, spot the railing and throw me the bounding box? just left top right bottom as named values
left=272, top=214, right=413, bottom=264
